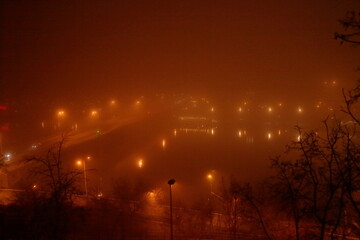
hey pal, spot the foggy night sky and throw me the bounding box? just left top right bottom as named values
left=1, top=0, right=360, bottom=103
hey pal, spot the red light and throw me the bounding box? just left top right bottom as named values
left=0, top=106, right=7, bottom=110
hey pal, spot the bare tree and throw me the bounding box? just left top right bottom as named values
left=238, top=182, right=274, bottom=240
left=27, top=134, right=81, bottom=205
left=26, top=134, right=82, bottom=239
left=271, top=154, right=309, bottom=240
left=218, top=178, right=244, bottom=239
left=271, top=116, right=360, bottom=240
left=342, top=81, right=360, bottom=124
left=335, top=10, right=360, bottom=45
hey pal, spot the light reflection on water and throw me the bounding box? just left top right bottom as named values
left=64, top=110, right=321, bottom=199
left=176, top=128, right=217, bottom=135
left=170, top=126, right=300, bottom=145
left=156, top=125, right=292, bottom=187
left=245, top=136, right=254, bottom=143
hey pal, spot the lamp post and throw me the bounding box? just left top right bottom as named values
left=168, top=179, right=175, bottom=240
left=110, top=100, right=116, bottom=117
left=76, top=158, right=88, bottom=197
left=207, top=174, right=213, bottom=193
left=57, top=110, right=65, bottom=129
left=138, top=158, right=144, bottom=168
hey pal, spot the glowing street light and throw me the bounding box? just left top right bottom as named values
left=268, top=107, right=272, bottom=113
left=298, top=107, right=303, bottom=113
left=76, top=159, right=88, bottom=197
left=4, top=153, right=11, bottom=162
left=162, top=139, right=166, bottom=149
left=207, top=173, right=213, bottom=193
left=109, top=100, right=117, bottom=117
left=57, top=110, right=65, bottom=128
left=138, top=158, right=144, bottom=168
left=57, top=110, right=65, bottom=116
left=91, top=110, right=98, bottom=117
left=148, top=191, right=155, bottom=199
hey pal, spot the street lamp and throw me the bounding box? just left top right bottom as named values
left=110, top=100, right=117, bottom=117
left=162, top=139, right=166, bottom=150
left=138, top=158, right=143, bottom=168
left=57, top=110, right=65, bottom=128
left=91, top=110, right=98, bottom=117
left=207, top=174, right=213, bottom=193
left=168, top=179, right=176, bottom=240
left=76, top=159, right=88, bottom=197
left=4, top=153, right=11, bottom=162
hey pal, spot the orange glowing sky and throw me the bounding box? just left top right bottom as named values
left=1, top=0, right=359, bottom=102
